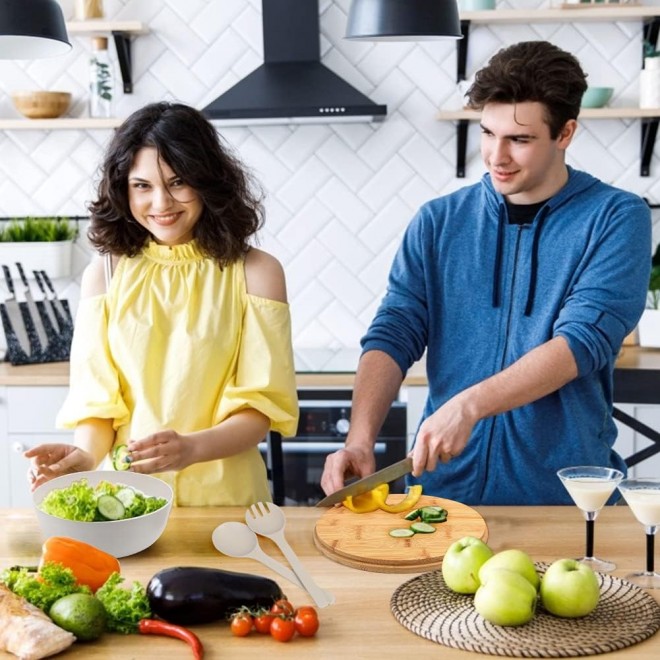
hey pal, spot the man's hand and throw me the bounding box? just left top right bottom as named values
left=320, top=445, right=377, bottom=496
left=411, top=393, right=477, bottom=475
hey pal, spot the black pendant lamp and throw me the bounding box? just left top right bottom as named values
left=0, top=0, right=71, bottom=59
left=345, top=0, right=462, bottom=41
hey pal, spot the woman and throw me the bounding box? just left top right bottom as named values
left=25, top=102, right=299, bottom=506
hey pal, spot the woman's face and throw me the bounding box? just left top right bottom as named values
left=128, top=146, right=203, bottom=246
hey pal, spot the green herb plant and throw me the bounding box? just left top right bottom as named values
left=0, top=217, right=77, bottom=242
left=649, top=243, right=660, bottom=310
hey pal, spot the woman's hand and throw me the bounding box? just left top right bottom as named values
left=126, top=429, right=194, bottom=474
left=24, top=444, right=95, bottom=491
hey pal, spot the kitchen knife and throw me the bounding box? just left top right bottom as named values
left=315, top=456, right=413, bottom=507
left=40, top=270, right=72, bottom=324
left=33, top=270, right=60, bottom=333
left=2, top=264, right=31, bottom=356
left=15, top=262, right=48, bottom=351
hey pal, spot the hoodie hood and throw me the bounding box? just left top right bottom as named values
left=202, top=0, right=386, bottom=124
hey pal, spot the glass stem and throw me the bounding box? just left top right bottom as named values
left=586, top=518, right=595, bottom=557
left=646, top=532, right=655, bottom=574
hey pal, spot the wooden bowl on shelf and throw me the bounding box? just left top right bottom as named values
left=11, top=91, right=72, bottom=119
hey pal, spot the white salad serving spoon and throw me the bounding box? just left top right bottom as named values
left=212, top=521, right=304, bottom=589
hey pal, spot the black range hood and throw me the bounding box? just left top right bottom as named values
left=202, top=0, right=387, bottom=124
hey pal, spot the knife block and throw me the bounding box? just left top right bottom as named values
left=0, top=299, right=73, bottom=365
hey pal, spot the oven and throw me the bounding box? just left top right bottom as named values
left=260, top=389, right=407, bottom=506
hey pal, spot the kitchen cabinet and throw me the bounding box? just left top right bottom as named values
left=441, top=6, right=660, bottom=177
left=0, top=385, right=73, bottom=507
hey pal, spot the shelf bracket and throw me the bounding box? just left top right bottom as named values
left=456, top=119, right=469, bottom=178
left=641, top=118, right=659, bottom=177
left=457, top=20, right=471, bottom=83
left=112, top=31, right=134, bottom=94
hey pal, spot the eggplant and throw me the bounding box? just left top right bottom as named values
left=146, top=567, right=282, bottom=625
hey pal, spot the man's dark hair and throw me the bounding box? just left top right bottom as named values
left=465, top=41, right=588, bottom=139
left=88, top=102, right=264, bottom=265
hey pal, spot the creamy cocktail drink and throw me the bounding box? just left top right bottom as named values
left=618, top=478, right=660, bottom=589
left=557, top=466, right=624, bottom=572
left=562, top=477, right=618, bottom=513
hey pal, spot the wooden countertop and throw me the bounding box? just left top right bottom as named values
left=1, top=505, right=658, bottom=658
left=0, top=347, right=657, bottom=388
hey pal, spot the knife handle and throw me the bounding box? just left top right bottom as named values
left=2, top=265, right=14, bottom=296
left=15, top=262, right=28, bottom=289
left=32, top=270, right=46, bottom=293
left=41, top=270, right=56, bottom=294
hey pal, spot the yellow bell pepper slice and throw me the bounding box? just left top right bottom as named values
left=342, top=483, right=390, bottom=513
left=371, top=484, right=423, bottom=513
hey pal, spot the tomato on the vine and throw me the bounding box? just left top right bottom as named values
left=253, top=610, right=275, bottom=634
left=270, top=616, right=296, bottom=642
left=270, top=598, right=295, bottom=617
left=294, top=608, right=319, bottom=637
left=230, top=611, right=253, bottom=637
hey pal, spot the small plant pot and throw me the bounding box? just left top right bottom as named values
left=637, top=309, right=660, bottom=348
left=0, top=240, right=73, bottom=279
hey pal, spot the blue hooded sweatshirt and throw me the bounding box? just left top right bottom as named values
left=361, top=167, right=651, bottom=505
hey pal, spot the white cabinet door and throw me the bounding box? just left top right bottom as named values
left=5, top=386, right=73, bottom=508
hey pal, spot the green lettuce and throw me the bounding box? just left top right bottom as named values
left=95, top=573, right=151, bottom=634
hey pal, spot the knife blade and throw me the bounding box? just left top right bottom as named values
left=315, top=456, right=413, bottom=507
left=40, top=270, right=71, bottom=325
left=33, top=270, right=60, bottom=333
left=2, top=264, right=31, bottom=356
left=15, top=262, right=48, bottom=351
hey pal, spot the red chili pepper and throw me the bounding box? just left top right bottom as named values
left=138, top=618, right=204, bottom=660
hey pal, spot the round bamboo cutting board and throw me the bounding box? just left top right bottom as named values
left=313, top=495, right=488, bottom=573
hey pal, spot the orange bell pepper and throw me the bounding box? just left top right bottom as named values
left=342, top=484, right=390, bottom=513
left=39, top=536, right=121, bottom=592
left=371, top=484, right=423, bottom=513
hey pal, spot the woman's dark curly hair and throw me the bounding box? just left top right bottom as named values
left=465, top=41, right=588, bottom=139
left=88, top=102, right=264, bottom=265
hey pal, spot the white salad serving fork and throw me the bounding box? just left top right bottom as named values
left=245, top=501, right=335, bottom=608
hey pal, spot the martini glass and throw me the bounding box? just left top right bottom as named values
left=557, top=466, right=623, bottom=571
left=617, top=478, right=660, bottom=589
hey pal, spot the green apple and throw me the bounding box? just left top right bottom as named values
left=474, top=568, right=537, bottom=626
left=540, top=558, right=600, bottom=618
left=441, top=536, right=494, bottom=594
left=478, top=548, right=540, bottom=591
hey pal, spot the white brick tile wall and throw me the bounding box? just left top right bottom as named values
left=0, top=0, right=658, bottom=353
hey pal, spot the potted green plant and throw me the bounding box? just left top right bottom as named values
left=637, top=243, right=660, bottom=347
left=0, top=217, right=77, bottom=278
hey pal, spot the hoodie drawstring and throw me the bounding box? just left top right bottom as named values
left=492, top=205, right=505, bottom=308
left=492, top=204, right=549, bottom=316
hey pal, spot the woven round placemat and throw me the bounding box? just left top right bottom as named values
left=391, top=564, right=660, bottom=657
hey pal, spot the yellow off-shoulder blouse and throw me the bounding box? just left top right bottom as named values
left=57, top=241, right=299, bottom=506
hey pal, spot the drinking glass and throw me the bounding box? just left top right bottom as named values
left=617, top=477, right=660, bottom=589
left=557, top=466, right=623, bottom=571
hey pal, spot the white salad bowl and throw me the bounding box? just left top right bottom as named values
left=33, top=470, right=173, bottom=558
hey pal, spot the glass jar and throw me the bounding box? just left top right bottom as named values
left=89, top=37, right=113, bottom=118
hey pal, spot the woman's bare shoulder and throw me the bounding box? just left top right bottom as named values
left=243, top=248, right=287, bottom=302
left=80, top=254, right=120, bottom=298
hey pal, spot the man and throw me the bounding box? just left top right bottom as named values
left=320, top=41, right=651, bottom=505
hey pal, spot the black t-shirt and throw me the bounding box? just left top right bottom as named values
left=506, top=199, right=548, bottom=225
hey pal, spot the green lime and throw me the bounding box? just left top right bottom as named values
left=49, top=593, right=107, bottom=641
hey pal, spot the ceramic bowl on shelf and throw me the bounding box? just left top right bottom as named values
left=11, top=91, right=72, bottom=119
left=580, top=87, right=614, bottom=109
left=32, top=470, right=173, bottom=558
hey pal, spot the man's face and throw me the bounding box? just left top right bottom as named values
left=480, top=102, right=576, bottom=204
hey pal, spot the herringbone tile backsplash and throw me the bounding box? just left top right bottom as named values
left=0, top=0, right=659, bottom=357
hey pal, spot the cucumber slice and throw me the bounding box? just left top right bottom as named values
left=97, top=494, right=126, bottom=520
left=404, top=508, right=421, bottom=521
left=389, top=528, right=415, bottom=538
left=410, top=521, right=436, bottom=534
left=115, top=487, right=136, bottom=508
left=112, top=445, right=131, bottom=471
